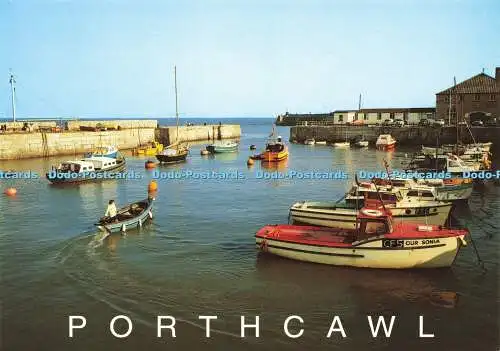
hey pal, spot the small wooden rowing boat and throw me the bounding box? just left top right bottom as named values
left=96, top=197, right=154, bottom=233
left=256, top=207, right=468, bottom=269
left=206, top=141, right=239, bottom=153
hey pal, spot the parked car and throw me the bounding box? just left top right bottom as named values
left=418, top=119, right=431, bottom=127
left=485, top=118, right=497, bottom=126
left=433, top=119, right=445, bottom=126
left=382, top=119, right=394, bottom=126
left=471, top=120, right=484, bottom=126
left=394, top=119, right=405, bottom=127
left=458, top=121, right=468, bottom=126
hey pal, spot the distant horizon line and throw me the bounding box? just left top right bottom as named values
left=0, top=116, right=277, bottom=121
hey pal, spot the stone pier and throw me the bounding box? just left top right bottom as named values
left=156, top=124, right=241, bottom=145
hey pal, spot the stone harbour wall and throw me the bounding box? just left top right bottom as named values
left=0, top=129, right=155, bottom=160
left=156, top=124, right=241, bottom=145
left=66, top=119, right=158, bottom=131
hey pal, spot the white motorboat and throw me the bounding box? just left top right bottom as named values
left=289, top=191, right=453, bottom=230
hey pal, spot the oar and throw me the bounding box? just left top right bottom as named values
left=96, top=219, right=112, bottom=240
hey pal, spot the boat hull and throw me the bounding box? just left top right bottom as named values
left=290, top=202, right=452, bottom=229
left=376, top=142, right=396, bottom=151
left=206, top=144, right=239, bottom=153
left=46, top=159, right=126, bottom=184
left=436, top=183, right=473, bottom=201
left=97, top=198, right=154, bottom=233
left=255, top=232, right=465, bottom=269
left=156, top=151, right=188, bottom=163
left=334, top=142, right=350, bottom=147
left=354, top=141, right=369, bottom=147
left=261, top=148, right=289, bottom=162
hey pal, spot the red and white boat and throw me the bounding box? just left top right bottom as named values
left=375, top=134, right=396, bottom=151
left=256, top=207, right=468, bottom=269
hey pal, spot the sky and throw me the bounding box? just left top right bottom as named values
left=0, top=0, right=499, bottom=119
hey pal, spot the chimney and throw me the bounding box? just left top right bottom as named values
left=496, top=67, right=500, bottom=82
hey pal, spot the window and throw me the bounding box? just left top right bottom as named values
left=377, top=113, right=382, bottom=120
left=444, top=96, right=449, bottom=103
left=364, top=221, right=387, bottom=235
left=489, top=94, right=496, bottom=102
left=473, top=94, right=480, bottom=101
left=364, top=114, right=368, bottom=120
left=338, top=114, right=343, bottom=122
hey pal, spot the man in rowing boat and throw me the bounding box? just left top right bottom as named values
left=105, top=200, right=117, bottom=222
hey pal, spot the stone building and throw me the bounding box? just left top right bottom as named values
left=435, top=67, right=500, bottom=124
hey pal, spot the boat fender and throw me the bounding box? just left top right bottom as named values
left=360, top=208, right=383, bottom=217
left=121, top=224, right=126, bottom=232
left=138, top=218, right=142, bottom=227
left=459, top=236, right=467, bottom=246
left=148, top=211, right=153, bottom=219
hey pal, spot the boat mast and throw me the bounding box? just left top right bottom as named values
left=448, top=82, right=452, bottom=126
left=453, top=76, right=459, bottom=151
left=174, top=65, right=179, bottom=145
left=9, top=71, right=16, bottom=122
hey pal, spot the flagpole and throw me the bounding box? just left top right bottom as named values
left=9, top=71, right=16, bottom=122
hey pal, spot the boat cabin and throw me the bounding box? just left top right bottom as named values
left=405, top=188, right=436, bottom=199
left=409, top=154, right=474, bottom=173
left=355, top=207, right=394, bottom=240
left=266, top=139, right=285, bottom=152
left=57, top=161, right=95, bottom=173
left=376, top=134, right=395, bottom=145
left=82, top=157, right=117, bottom=170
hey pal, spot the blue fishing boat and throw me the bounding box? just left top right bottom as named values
left=96, top=197, right=154, bottom=233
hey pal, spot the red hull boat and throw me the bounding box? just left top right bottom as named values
left=256, top=208, right=468, bottom=269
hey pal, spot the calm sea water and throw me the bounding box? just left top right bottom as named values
left=1, top=118, right=498, bottom=351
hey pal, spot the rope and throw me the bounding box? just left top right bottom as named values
left=467, top=232, right=486, bottom=271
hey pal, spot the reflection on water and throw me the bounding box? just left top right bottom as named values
left=260, top=159, right=289, bottom=171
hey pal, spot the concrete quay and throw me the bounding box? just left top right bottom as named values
left=290, top=125, right=499, bottom=145
left=290, top=125, right=500, bottom=162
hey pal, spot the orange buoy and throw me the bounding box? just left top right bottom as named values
left=145, top=160, right=156, bottom=169
left=4, top=188, right=17, bottom=196
left=148, top=180, right=158, bottom=192
left=247, top=157, right=255, bottom=166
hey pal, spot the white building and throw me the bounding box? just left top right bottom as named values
left=355, top=108, right=435, bottom=125
left=333, top=110, right=356, bottom=124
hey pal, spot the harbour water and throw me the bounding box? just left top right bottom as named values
left=1, top=118, right=498, bottom=350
